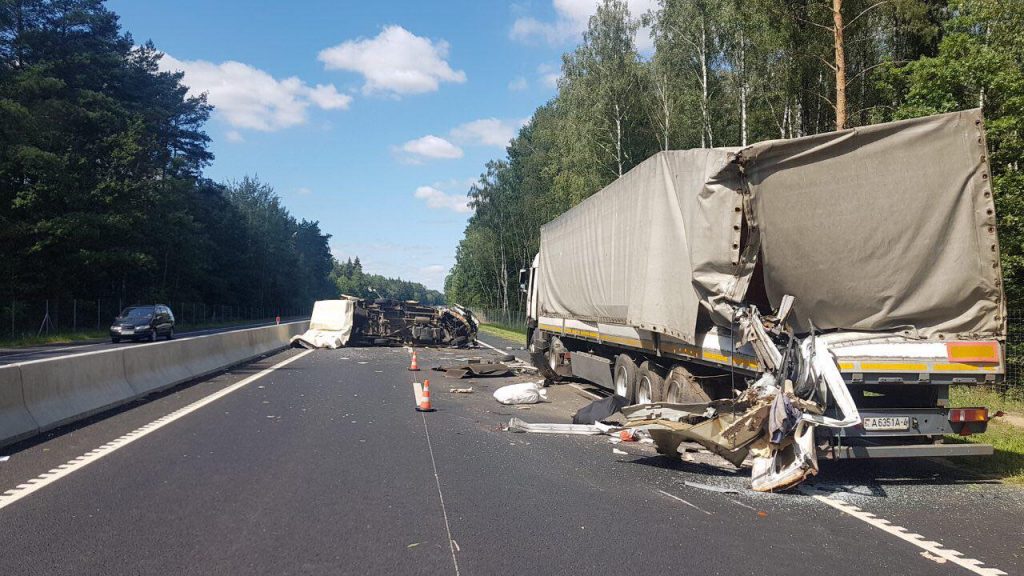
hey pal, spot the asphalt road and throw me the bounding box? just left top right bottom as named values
left=0, top=334, right=1021, bottom=575
left=0, top=319, right=303, bottom=366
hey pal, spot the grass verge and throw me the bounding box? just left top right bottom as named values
left=944, top=422, right=1024, bottom=484
left=478, top=323, right=526, bottom=344
left=947, top=385, right=1024, bottom=484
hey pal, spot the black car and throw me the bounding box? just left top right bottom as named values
left=110, top=305, right=175, bottom=343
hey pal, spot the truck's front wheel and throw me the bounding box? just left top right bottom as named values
left=530, top=332, right=568, bottom=383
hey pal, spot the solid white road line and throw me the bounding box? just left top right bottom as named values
left=657, top=489, right=713, bottom=515
left=813, top=494, right=1007, bottom=576
left=0, top=349, right=314, bottom=512
left=475, top=338, right=506, bottom=354
left=421, top=413, right=461, bottom=576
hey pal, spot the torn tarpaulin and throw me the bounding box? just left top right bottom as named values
left=432, top=362, right=512, bottom=379
left=572, top=395, right=629, bottom=425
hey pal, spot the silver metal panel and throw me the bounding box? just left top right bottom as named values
left=820, top=443, right=993, bottom=459
left=570, top=351, right=614, bottom=389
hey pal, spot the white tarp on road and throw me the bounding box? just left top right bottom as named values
left=290, top=299, right=355, bottom=349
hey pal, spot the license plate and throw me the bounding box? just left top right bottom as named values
left=863, top=416, right=911, bottom=431
left=122, top=328, right=134, bottom=334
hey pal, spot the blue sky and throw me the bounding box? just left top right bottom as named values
left=107, top=0, right=655, bottom=290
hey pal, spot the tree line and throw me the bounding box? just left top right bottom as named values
left=446, top=0, right=1024, bottom=322
left=332, top=258, right=445, bottom=306
left=0, top=0, right=438, bottom=319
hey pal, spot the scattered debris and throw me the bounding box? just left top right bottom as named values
left=494, top=382, right=548, bottom=405
left=506, top=417, right=603, bottom=435
left=684, top=480, right=741, bottom=495
left=448, top=387, right=474, bottom=394
left=0, top=455, right=9, bottom=462
left=434, top=362, right=512, bottom=379
left=619, top=305, right=862, bottom=492
left=612, top=448, right=628, bottom=455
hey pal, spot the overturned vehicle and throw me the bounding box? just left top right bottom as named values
left=522, top=109, right=1005, bottom=491
left=292, top=298, right=477, bottom=349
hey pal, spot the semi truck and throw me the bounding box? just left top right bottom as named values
left=521, top=109, right=1005, bottom=490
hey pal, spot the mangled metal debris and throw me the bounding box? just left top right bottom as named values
left=506, top=417, right=603, bottom=435
left=434, top=356, right=538, bottom=379
left=620, top=302, right=861, bottom=492
left=291, top=298, right=478, bottom=349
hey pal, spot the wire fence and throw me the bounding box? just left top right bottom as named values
left=1006, top=309, right=1023, bottom=389
left=474, top=308, right=528, bottom=333
left=2, top=298, right=313, bottom=341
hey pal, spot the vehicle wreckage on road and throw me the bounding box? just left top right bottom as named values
left=521, top=109, right=1005, bottom=491
left=291, top=298, right=477, bottom=349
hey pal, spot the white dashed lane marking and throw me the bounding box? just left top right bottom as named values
left=813, top=494, right=1007, bottom=576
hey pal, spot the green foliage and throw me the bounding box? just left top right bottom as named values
left=331, top=258, right=444, bottom=306
left=0, top=1, right=335, bottom=310
left=887, top=0, right=1024, bottom=313
left=447, top=0, right=1023, bottom=361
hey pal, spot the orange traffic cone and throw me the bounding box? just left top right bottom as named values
left=416, top=379, right=434, bottom=412
left=409, top=350, right=420, bottom=371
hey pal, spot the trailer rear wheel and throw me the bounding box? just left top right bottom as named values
left=613, top=354, right=638, bottom=402
left=637, top=362, right=664, bottom=404
left=664, top=365, right=709, bottom=403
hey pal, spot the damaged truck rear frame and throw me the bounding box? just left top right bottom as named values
left=522, top=110, right=1004, bottom=490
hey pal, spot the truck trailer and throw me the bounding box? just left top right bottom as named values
left=521, top=109, right=1005, bottom=490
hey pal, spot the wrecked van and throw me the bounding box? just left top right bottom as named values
left=521, top=109, right=1004, bottom=490
left=292, top=297, right=477, bottom=349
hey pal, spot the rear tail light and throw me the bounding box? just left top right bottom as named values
left=945, top=341, right=1000, bottom=363
left=948, top=407, right=988, bottom=423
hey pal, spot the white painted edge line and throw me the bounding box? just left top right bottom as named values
left=657, top=489, right=712, bottom=515
left=475, top=338, right=505, bottom=354
left=568, top=383, right=602, bottom=401
left=0, top=349, right=315, bottom=512
left=813, top=494, right=1006, bottom=576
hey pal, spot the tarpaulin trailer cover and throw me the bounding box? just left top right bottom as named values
left=536, top=109, right=1005, bottom=342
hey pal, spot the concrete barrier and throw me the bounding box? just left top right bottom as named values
left=3, top=321, right=309, bottom=448
left=20, top=349, right=133, bottom=432
left=0, top=365, right=38, bottom=445
left=124, top=338, right=197, bottom=396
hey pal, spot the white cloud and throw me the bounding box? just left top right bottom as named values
left=398, top=135, right=463, bottom=163
left=160, top=54, right=351, bottom=132
left=318, top=25, right=466, bottom=96
left=450, top=118, right=525, bottom=148
left=294, top=187, right=313, bottom=196
left=510, top=0, right=657, bottom=53
left=225, top=130, right=245, bottom=143
left=537, top=63, right=561, bottom=89
left=307, top=84, right=352, bottom=110
left=508, top=76, right=528, bottom=91
left=414, top=185, right=472, bottom=213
